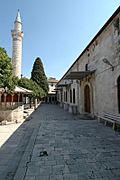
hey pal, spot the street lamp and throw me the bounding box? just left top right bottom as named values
left=102, top=58, right=114, bottom=71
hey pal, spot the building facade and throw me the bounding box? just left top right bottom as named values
left=56, top=6, right=120, bottom=117
left=46, top=77, right=58, bottom=103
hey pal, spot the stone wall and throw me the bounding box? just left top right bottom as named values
left=0, top=105, right=24, bottom=122
left=57, top=10, right=120, bottom=116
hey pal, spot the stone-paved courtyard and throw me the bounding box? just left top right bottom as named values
left=0, top=104, right=120, bottom=180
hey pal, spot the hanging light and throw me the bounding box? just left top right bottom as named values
left=102, top=58, right=114, bottom=71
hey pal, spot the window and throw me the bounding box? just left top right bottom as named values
left=70, top=89, right=72, bottom=103
left=1, top=94, right=4, bottom=102
left=66, top=91, right=67, bottom=102
left=64, top=91, right=65, bottom=102
left=73, top=88, right=75, bottom=104
left=85, top=64, right=88, bottom=71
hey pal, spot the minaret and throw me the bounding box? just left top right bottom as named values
left=11, top=10, right=24, bottom=78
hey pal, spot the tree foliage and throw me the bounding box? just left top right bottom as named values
left=31, top=57, right=48, bottom=93
left=18, top=77, right=46, bottom=98
left=0, top=48, right=47, bottom=98
left=0, top=47, right=15, bottom=91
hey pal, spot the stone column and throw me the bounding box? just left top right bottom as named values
left=18, top=93, right=20, bottom=107
left=0, top=93, right=1, bottom=103
left=48, top=97, right=49, bottom=103
left=35, top=98, right=37, bottom=109
left=4, top=94, right=7, bottom=107
left=22, top=94, right=24, bottom=103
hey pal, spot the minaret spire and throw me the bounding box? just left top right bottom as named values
left=15, top=9, right=21, bottom=23
left=11, top=10, right=24, bottom=78
left=13, top=10, right=22, bottom=32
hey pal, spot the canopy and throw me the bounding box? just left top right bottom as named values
left=64, top=71, right=95, bottom=80
left=0, top=86, right=33, bottom=94
left=57, top=83, right=72, bottom=87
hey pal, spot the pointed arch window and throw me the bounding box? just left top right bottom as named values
left=66, top=91, right=67, bottom=102
left=85, top=64, right=88, bottom=71
left=70, top=89, right=72, bottom=103
left=73, top=88, right=76, bottom=104
left=64, top=91, right=66, bottom=102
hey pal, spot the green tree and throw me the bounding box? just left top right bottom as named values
left=31, top=57, right=48, bottom=93
left=0, top=47, right=15, bottom=91
left=18, top=77, right=46, bottom=98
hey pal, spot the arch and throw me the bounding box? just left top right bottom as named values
left=6, top=94, right=12, bottom=102
left=66, top=91, right=67, bottom=102
left=49, top=96, right=51, bottom=103
left=84, top=84, right=91, bottom=113
left=19, top=94, right=23, bottom=102
left=70, top=89, right=72, bottom=103
left=117, top=76, right=120, bottom=113
left=85, top=64, right=88, bottom=71
left=52, top=96, right=54, bottom=102
left=55, top=97, right=57, bottom=102
left=73, top=88, right=75, bottom=104
left=13, top=94, right=18, bottom=102
left=1, top=94, right=4, bottom=102
left=64, top=91, right=66, bottom=102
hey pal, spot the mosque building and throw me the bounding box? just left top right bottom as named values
left=56, top=6, right=120, bottom=120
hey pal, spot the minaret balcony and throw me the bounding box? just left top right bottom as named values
left=11, top=31, right=24, bottom=38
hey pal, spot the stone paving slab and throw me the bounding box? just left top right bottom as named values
left=0, top=103, right=120, bottom=180
left=0, top=108, right=34, bottom=147
left=0, top=120, right=25, bottom=147
left=0, top=108, right=39, bottom=180
left=23, top=104, right=120, bottom=180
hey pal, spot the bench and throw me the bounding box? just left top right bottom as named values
left=98, top=112, right=120, bottom=130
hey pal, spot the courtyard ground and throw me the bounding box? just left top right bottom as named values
left=0, top=103, right=120, bottom=180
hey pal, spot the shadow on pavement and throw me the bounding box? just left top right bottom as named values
left=0, top=110, right=36, bottom=180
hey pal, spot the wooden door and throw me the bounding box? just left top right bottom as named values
left=84, top=85, right=91, bottom=113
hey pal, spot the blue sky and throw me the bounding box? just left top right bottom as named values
left=0, top=1, right=119, bottom=80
